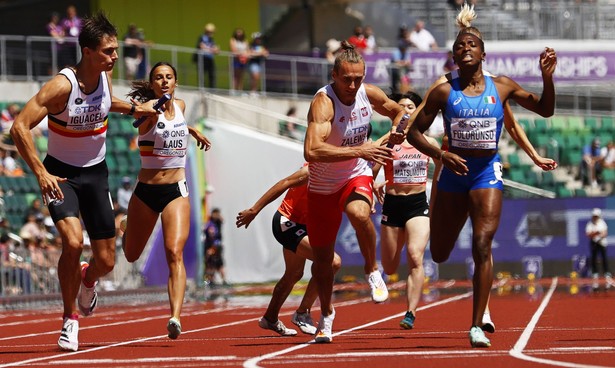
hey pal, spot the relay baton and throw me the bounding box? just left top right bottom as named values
left=386, top=114, right=410, bottom=148
left=132, top=93, right=171, bottom=128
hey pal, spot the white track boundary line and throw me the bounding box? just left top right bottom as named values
left=0, top=297, right=370, bottom=367
left=509, top=277, right=614, bottom=368
left=242, top=291, right=473, bottom=368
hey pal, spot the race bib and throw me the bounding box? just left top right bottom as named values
left=450, top=117, right=497, bottom=150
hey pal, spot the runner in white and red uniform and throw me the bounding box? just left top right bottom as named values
left=236, top=164, right=342, bottom=338
left=304, top=40, right=408, bottom=343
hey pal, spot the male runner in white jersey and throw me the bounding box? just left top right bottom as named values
left=304, top=40, right=407, bottom=343
left=10, top=12, right=157, bottom=352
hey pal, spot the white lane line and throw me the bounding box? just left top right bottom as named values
left=0, top=297, right=370, bottom=367
left=509, top=277, right=615, bottom=368
left=242, top=291, right=473, bottom=368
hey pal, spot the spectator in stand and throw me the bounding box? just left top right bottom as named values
left=116, top=176, right=133, bottom=212
left=122, top=24, right=144, bottom=80
left=363, top=25, right=377, bottom=55
left=230, top=28, right=250, bottom=92
left=25, top=198, right=44, bottom=222
left=601, top=141, right=615, bottom=169
left=348, top=26, right=368, bottom=54
left=0, top=148, right=6, bottom=176
left=19, top=213, right=47, bottom=243
left=586, top=208, right=610, bottom=280
left=580, top=137, right=606, bottom=188
left=60, top=5, right=82, bottom=67
left=443, top=50, right=457, bottom=73
left=3, top=150, right=23, bottom=177
left=248, top=32, right=269, bottom=95
left=278, top=107, right=303, bottom=141
left=195, top=23, right=219, bottom=89
left=408, top=20, right=438, bottom=51
left=203, top=208, right=227, bottom=286
left=1, top=104, right=21, bottom=134
left=325, top=38, right=342, bottom=64
left=46, top=12, right=65, bottom=74
left=391, top=36, right=413, bottom=94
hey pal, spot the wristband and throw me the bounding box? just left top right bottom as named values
left=440, top=151, right=446, bottom=160
left=128, top=103, right=136, bottom=116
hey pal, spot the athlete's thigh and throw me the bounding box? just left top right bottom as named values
left=124, top=194, right=159, bottom=257
left=430, top=190, right=469, bottom=253
left=380, top=225, right=404, bottom=269
left=295, top=236, right=314, bottom=261
left=283, top=247, right=307, bottom=274
left=468, top=188, right=502, bottom=239
left=344, top=191, right=372, bottom=221
left=405, top=216, right=430, bottom=258
left=160, top=196, right=191, bottom=250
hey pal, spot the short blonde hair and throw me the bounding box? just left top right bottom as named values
left=454, top=3, right=484, bottom=49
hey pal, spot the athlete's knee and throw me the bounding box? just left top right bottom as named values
left=382, top=263, right=397, bottom=275
left=286, top=269, right=304, bottom=284
left=407, top=251, right=424, bottom=269
left=472, top=244, right=491, bottom=264
left=96, top=255, right=115, bottom=274
left=62, top=238, right=83, bottom=255
left=331, top=253, right=342, bottom=273
left=431, top=250, right=450, bottom=264
left=165, top=247, right=184, bottom=266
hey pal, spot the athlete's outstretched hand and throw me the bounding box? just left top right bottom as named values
left=359, top=140, right=394, bottom=166
left=540, top=47, right=557, bottom=76
left=236, top=208, right=257, bottom=229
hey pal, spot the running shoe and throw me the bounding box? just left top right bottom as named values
left=314, top=309, right=335, bottom=343
left=366, top=271, right=389, bottom=303
left=291, top=311, right=317, bottom=335
left=167, top=317, right=182, bottom=339
left=481, top=312, right=495, bottom=333
left=77, top=262, right=98, bottom=316
left=399, top=311, right=415, bottom=330
left=58, top=317, right=79, bottom=352
left=469, top=326, right=491, bottom=348
left=258, top=317, right=297, bottom=336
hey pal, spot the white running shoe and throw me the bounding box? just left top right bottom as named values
left=481, top=312, right=495, bottom=333
left=291, top=311, right=317, bottom=335
left=366, top=271, right=389, bottom=303
left=469, top=326, right=491, bottom=348
left=77, top=262, right=98, bottom=316
left=258, top=317, right=297, bottom=336
left=58, top=317, right=79, bottom=352
left=315, top=309, right=335, bottom=343
left=167, top=317, right=182, bottom=339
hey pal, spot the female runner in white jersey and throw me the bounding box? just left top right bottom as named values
left=122, top=62, right=211, bottom=339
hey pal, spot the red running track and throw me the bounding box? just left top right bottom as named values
left=1, top=277, right=614, bottom=368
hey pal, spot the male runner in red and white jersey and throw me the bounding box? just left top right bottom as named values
left=304, top=40, right=407, bottom=343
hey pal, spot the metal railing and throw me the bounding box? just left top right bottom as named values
left=2, top=34, right=615, bottom=114
left=0, top=35, right=351, bottom=97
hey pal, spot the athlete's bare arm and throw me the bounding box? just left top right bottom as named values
left=236, top=165, right=309, bottom=229
left=10, top=76, right=71, bottom=203
left=304, top=92, right=393, bottom=166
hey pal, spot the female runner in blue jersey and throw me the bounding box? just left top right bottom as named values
left=406, top=4, right=557, bottom=348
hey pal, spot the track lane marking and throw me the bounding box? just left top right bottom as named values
left=509, top=277, right=615, bottom=368
left=242, top=291, right=473, bottom=368
left=0, top=297, right=369, bottom=367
